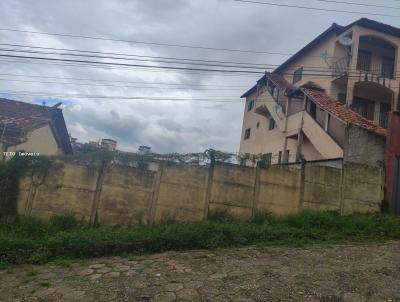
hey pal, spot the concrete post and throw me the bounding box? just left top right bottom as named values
left=149, top=162, right=164, bottom=225
left=89, top=160, right=108, bottom=225
left=299, top=158, right=306, bottom=211
left=203, top=161, right=215, bottom=219
left=252, top=165, right=261, bottom=217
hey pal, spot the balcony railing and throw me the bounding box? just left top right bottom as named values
left=332, top=56, right=350, bottom=78
left=332, top=55, right=395, bottom=80
left=357, top=59, right=394, bottom=79
left=353, top=107, right=389, bottom=129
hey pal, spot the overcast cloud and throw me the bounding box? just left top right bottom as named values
left=0, top=0, right=398, bottom=153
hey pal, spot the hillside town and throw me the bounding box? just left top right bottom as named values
left=1, top=1, right=400, bottom=301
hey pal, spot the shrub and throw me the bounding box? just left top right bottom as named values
left=0, top=211, right=399, bottom=266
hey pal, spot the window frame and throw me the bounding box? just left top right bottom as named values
left=268, top=118, right=276, bottom=131
left=244, top=128, right=251, bottom=140
left=247, top=99, right=255, bottom=111
left=292, top=67, right=303, bottom=84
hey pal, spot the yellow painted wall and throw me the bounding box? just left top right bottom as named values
left=257, top=165, right=302, bottom=215
left=17, top=159, right=384, bottom=225
left=153, top=164, right=209, bottom=223
left=8, top=125, right=64, bottom=156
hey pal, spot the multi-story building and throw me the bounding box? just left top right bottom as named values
left=239, top=18, right=398, bottom=164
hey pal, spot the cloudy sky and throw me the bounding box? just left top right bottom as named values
left=0, top=0, right=398, bottom=153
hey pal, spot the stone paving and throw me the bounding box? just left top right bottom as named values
left=1, top=241, right=400, bottom=301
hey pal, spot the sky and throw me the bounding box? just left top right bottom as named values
left=0, top=0, right=399, bottom=153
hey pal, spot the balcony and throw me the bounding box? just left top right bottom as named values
left=351, top=107, right=389, bottom=129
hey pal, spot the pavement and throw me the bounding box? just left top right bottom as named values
left=1, top=241, right=400, bottom=301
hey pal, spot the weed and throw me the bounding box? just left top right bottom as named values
left=0, top=211, right=399, bottom=266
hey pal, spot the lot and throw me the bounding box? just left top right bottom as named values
left=1, top=241, right=399, bottom=302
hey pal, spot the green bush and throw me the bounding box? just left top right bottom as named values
left=0, top=211, right=399, bottom=266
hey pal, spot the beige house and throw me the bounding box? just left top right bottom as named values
left=239, top=18, right=398, bottom=164
left=0, top=98, right=73, bottom=160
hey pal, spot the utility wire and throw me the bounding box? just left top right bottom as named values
left=1, top=54, right=397, bottom=78
left=0, top=44, right=280, bottom=66
left=0, top=28, right=294, bottom=55
left=231, top=0, right=400, bottom=17
left=0, top=78, right=247, bottom=91
left=0, top=48, right=269, bottom=70
left=0, top=58, right=262, bottom=77
left=0, top=72, right=252, bottom=88
left=2, top=47, right=397, bottom=74
left=309, top=0, right=400, bottom=10
left=0, top=90, right=242, bottom=102
left=0, top=48, right=350, bottom=74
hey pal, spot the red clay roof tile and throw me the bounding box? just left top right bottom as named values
left=302, top=88, right=387, bottom=137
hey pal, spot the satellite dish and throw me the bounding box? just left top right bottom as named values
left=339, top=36, right=353, bottom=46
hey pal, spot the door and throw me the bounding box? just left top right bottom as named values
left=393, top=157, right=400, bottom=216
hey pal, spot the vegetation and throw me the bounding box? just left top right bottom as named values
left=0, top=211, right=399, bottom=266
left=0, top=155, right=50, bottom=218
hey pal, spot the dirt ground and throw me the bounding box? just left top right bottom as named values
left=1, top=241, right=400, bottom=302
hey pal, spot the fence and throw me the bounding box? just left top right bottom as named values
left=17, top=159, right=384, bottom=225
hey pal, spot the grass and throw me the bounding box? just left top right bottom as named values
left=0, top=212, right=399, bottom=266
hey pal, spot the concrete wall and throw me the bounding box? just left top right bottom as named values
left=343, top=124, right=386, bottom=167
left=17, top=159, right=384, bottom=225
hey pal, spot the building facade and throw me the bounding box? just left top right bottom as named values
left=0, top=98, right=72, bottom=160
left=239, top=18, right=398, bottom=164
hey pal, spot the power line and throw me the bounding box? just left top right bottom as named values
left=0, top=57, right=262, bottom=77
left=0, top=28, right=294, bottom=55
left=0, top=47, right=352, bottom=74
left=0, top=44, right=277, bottom=67
left=0, top=53, right=265, bottom=74
left=0, top=48, right=269, bottom=70
left=0, top=90, right=242, bottom=102
left=231, top=0, right=400, bottom=17
left=2, top=46, right=396, bottom=75
left=0, top=72, right=252, bottom=88
left=0, top=78, right=248, bottom=91
left=1, top=54, right=396, bottom=79
left=309, top=0, right=400, bottom=10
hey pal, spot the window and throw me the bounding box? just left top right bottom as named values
left=382, top=56, right=394, bottom=79
left=256, top=121, right=260, bottom=128
left=283, top=150, right=290, bottom=163
left=268, top=118, right=276, bottom=130
left=244, top=128, right=251, bottom=140
left=306, top=98, right=317, bottom=119
left=247, top=99, right=255, bottom=111
left=292, top=67, right=303, bottom=84
left=278, top=151, right=282, bottom=164
left=338, top=93, right=347, bottom=104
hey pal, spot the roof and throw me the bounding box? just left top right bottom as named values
left=242, top=18, right=400, bottom=99
left=0, top=98, right=73, bottom=154
left=275, top=18, right=400, bottom=75
left=241, top=73, right=295, bottom=98
left=302, top=89, right=387, bottom=137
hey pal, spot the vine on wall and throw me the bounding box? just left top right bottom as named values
left=0, top=155, right=50, bottom=218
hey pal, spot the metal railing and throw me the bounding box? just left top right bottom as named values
left=332, top=56, right=351, bottom=78
left=357, top=59, right=394, bottom=79
left=332, top=55, right=395, bottom=80
left=351, top=107, right=390, bottom=129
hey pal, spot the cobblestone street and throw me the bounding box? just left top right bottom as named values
left=1, top=242, right=400, bottom=302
